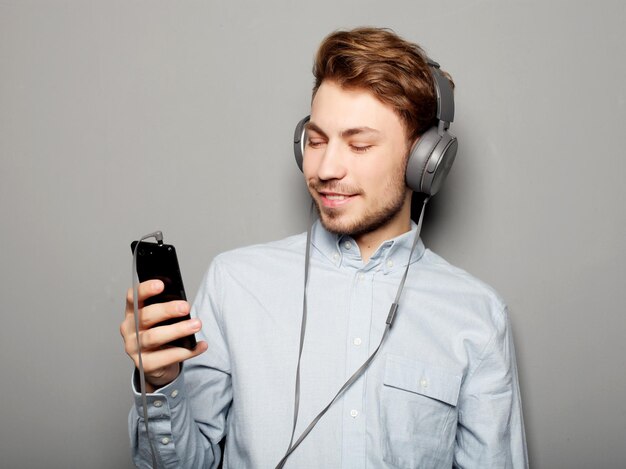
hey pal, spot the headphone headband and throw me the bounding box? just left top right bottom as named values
left=428, top=60, right=455, bottom=126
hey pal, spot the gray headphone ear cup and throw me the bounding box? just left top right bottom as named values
left=293, top=116, right=310, bottom=172
left=406, top=127, right=440, bottom=194
left=405, top=127, right=458, bottom=196
left=423, top=131, right=458, bottom=196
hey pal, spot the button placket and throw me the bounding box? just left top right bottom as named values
left=341, top=257, right=372, bottom=466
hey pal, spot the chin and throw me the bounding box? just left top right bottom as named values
left=319, top=213, right=376, bottom=238
left=316, top=209, right=357, bottom=236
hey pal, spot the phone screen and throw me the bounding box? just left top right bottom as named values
left=131, top=240, right=197, bottom=350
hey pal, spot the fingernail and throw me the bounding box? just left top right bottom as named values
left=152, top=281, right=162, bottom=291
left=189, top=319, right=201, bottom=330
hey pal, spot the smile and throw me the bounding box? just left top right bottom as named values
left=320, top=192, right=355, bottom=208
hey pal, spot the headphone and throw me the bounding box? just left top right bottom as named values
left=292, top=59, right=458, bottom=196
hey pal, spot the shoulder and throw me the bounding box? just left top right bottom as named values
left=204, top=231, right=307, bottom=284
left=416, top=247, right=508, bottom=327
left=419, top=248, right=505, bottom=303
left=214, top=231, right=306, bottom=266
left=196, top=231, right=307, bottom=308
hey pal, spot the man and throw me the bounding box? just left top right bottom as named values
left=121, top=27, right=528, bottom=468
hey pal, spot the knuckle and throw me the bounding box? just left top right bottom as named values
left=139, top=314, right=151, bottom=329
left=140, top=304, right=161, bottom=327
left=123, top=340, right=135, bottom=358
left=140, top=329, right=154, bottom=348
left=140, top=357, right=155, bottom=373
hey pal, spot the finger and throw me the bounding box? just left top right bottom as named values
left=139, top=300, right=190, bottom=329
left=121, top=316, right=199, bottom=357
left=141, top=341, right=209, bottom=374
left=120, top=300, right=190, bottom=342
left=139, top=318, right=202, bottom=350
left=125, top=280, right=164, bottom=310
left=121, top=301, right=192, bottom=343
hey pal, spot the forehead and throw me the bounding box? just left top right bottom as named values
left=310, top=81, right=405, bottom=137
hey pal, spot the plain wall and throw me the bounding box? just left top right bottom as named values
left=1, top=1, right=625, bottom=468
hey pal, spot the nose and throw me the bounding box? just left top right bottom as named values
left=313, top=141, right=347, bottom=181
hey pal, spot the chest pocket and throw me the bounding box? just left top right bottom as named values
left=380, top=354, right=462, bottom=469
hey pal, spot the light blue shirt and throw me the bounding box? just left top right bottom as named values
left=130, top=221, right=528, bottom=468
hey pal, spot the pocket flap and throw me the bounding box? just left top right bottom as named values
left=383, top=354, right=462, bottom=406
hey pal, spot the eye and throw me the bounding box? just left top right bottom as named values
left=307, top=137, right=326, bottom=149
left=350, top=144, right=373, bottom=153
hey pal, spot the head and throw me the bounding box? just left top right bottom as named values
left=303, top=27, right=453, bottom=243
left=312, top=27, right=452, bottom=142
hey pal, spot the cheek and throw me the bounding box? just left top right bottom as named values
left=369, top=162, right=406, bottom=196
left=302, top=152, right=317, bottom=180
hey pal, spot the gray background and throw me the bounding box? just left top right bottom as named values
left=1, top=1, right=624, bottom=468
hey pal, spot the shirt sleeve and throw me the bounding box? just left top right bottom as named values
left=128, top=259, right=233, bottom=469
left=454, top=306, right=528, bottom=468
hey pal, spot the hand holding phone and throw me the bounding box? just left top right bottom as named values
left=131, top=240, right=197, bottom=350
left=121, top=240, right=207, bottom=391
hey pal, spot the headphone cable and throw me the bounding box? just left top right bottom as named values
left=132, top=231, right=165, bottom=469
left=277, top=197, right=429, bottom=468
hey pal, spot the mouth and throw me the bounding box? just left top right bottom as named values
left=308, top=180, right=361, bottom=210
left=319, top=191, right=355, bottom=208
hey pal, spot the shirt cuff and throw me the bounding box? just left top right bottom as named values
left=131, top=367, right=188, bottom=416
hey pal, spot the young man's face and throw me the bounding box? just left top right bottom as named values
left=303, top=80, right=412, bottom=241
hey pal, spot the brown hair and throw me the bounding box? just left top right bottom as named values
left=312, top=27, right=453, bottom=141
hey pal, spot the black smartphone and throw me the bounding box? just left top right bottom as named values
left=131, top=240, right=197, bottom=350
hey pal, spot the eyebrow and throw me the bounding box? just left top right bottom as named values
left=305, top=121, right=381, bottom=139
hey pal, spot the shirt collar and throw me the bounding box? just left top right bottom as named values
left=310, top=220, right=425, bottom=274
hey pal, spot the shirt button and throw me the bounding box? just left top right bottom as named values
left=343, top=241, right=352, bottom=250
left=353, top=337, right=362, bottom=346
left=350, top=409, right=359, bottom=418
left=420, top=378, right=429, bottom=388
left=171, top=390, right=179, bottom=398
left=161, top=437, right=170, bottom=445
left=153, top=400, right=163, bottom=408
left=386, top=260, right=394, bottom=268
left=332, top=253, right=339, bottom=261
left=357, top=273, right=364, bottom=281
